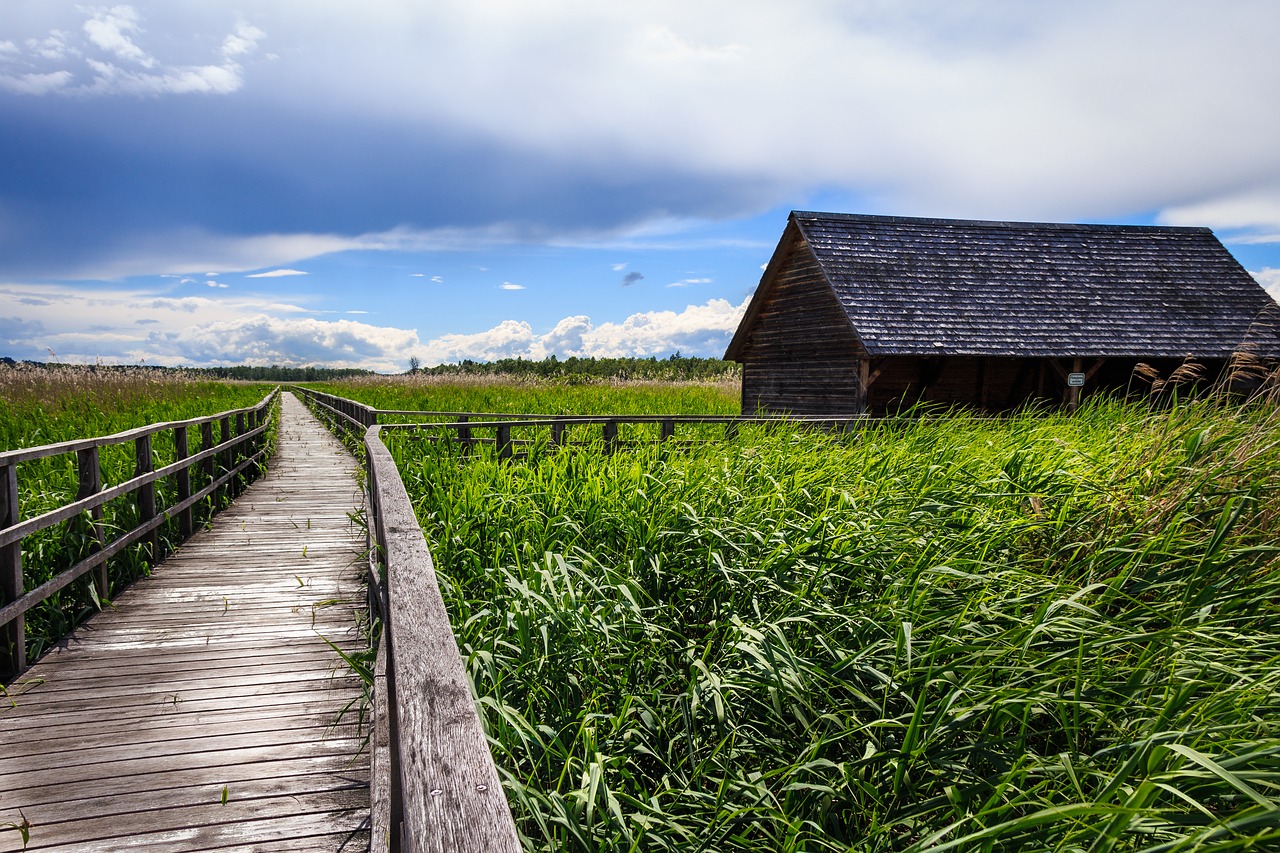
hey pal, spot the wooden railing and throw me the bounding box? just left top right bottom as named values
left=296, top=387, right=870, bottom=459
left=364, top=423, right=521, bottom=853
left=292, top=386, right=869, bottom=851
left=0, top=390, right=278, bottom=677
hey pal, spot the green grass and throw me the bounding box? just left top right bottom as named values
left=304, top=373, right=740, bottom=418
left=1, top=363, right=276, bottom=664
left=379, top=395, right=1280, bottom=851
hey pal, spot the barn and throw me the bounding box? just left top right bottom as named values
left=724, top=211, right=1280, bottom=415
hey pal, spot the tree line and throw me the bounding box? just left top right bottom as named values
left=409, top=353, right=741, bottom=381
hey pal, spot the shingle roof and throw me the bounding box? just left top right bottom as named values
left=772, top=211, right=1280, bottom=358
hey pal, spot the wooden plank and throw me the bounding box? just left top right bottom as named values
left=0, top=392, right=370, bottom=852
left=366, top=429, right=520, bottom=852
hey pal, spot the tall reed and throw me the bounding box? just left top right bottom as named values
left=385, top=397, right=1280, bottom=851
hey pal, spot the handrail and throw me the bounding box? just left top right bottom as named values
left=293, top=386, right=870, bottom=458
left=0, top=389, right=279, bottom=677
left=364, top=423, right=521, bottom=853
left=292, top=387, right=872, bottom=851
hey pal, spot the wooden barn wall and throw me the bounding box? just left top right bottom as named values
left=739, top=245, right=865, bottom=414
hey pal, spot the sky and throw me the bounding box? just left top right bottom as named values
left=2, top=0, right=1280, bottom=373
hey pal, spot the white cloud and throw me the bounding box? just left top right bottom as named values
left=83, top=6, right=155, bottom=68
left=0, top=279, right=746, bottom=370
left=1253, top=268, right=1280, bottom=304
left=0, top=70, right=74, bottom=94
left=667, top=277, right=712, bottom=287
left=207, top=1, right=1275, bottom=225
left=1, top=6, right=264, bottom=97
left=419, top=296, right=748, bottom=365
left=149, top=315, right=421, bottom=371
left=221, top=21, right=265, bottom=60
left=422, top=319, right=537, bottom=364
left=1159, top=186, right=1280, bottom=244
left=246, top=268, right=309, bottom=278
left=0, top=281, right=418, bottom=371
left=499, top=282, right=525, bottom=290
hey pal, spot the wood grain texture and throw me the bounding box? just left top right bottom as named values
left=0, top=392, right=370, bottom=852
left=365, top=429, right=520, bottom=853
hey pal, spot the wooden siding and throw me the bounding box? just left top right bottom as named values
left=0, top=392, right=369, bottom=852
left=739, top=238, right=866, bottom=415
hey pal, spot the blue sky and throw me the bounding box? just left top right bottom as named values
left=2, top=1, right=1279, bottom=372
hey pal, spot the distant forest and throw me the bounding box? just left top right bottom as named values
left=1, top=354, right=739, bottom=382
left=410, top=353, right=740, bottom=381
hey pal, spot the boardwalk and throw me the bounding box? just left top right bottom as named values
left=0, top=393, right=370, bottom=852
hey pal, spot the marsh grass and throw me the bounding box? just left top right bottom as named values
left=381, top=396, right=1280, bottom=851
left=306, top=374, right=741, bottom=419
left=1, top=364, right=275, bottom=662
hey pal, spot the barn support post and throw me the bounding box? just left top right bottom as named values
left=1067, top=357, right=1083, bottom=412
left=977, top=357, right=990, bottom=410
left=855, top=359, right=870, bottom=414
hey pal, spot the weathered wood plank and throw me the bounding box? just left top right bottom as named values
left=0, top=393, right=370, bottom=852
left=365, top=428, right=520, bottom=853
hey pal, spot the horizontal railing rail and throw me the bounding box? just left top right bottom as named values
left=364, top=423, right=521, bottom=853
left=0, top=389, right=279, bottom=677
left=294, top=386, right=870, bottom=460
left=291, top=387, right=876, bottom=852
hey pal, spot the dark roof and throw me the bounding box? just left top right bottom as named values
left=728, top=211, right=1280, bottom=359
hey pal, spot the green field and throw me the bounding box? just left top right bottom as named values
left=1, top=364, right=275, bottom=662
left=305, top=373, right=740, bottom=418
left=0, top=363, right=273, bottom=450
left=347, top=382, right=1280, bottom=852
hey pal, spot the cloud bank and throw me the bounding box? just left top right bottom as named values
left=2, top=1, right=1279, bottom=280
left=0, top=6, right=265, bottom=97
left=418, top=297, right=748, bottom=366
left=0, top=280, right=748, bottom=371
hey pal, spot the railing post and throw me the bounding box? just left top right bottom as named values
left=725, top=418, right=740, bottom=441
left=551, top=420, right=565, bottom=447
left=76, top=446, right=108, bottom=599
left=1, top=463, right=25, bottom=675
left=234, top=412, right=247, bottom=497
left=496, top=423, right=513, bottom=460
left=201, top=421, right=216, bottom=511
left=174, top=426, right=193, bottom=540
left=661, top=418, right=675, bottom=442
left=219, top=416, right=232, bottom=505
left=603, top=419, right=618, bottom=454
left=135, top=434, right=157, bottom=562
left=457, top=416, right=472, bottom=454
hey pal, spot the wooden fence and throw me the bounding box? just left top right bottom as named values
left=0, top=390, right=278, bottom=677
left=292, top=388, right=519, bottom=851
left=293, top=386, right=870, bottom=851
left=297, top=388, right=870, bottom=459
